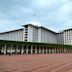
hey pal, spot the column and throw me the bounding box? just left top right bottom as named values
left=64, top=48, right=66, bottom=53
left=51, top=47, right=53, bottom=53
left=55, top=48, right=56, bottom=53
left=52, top=48, right=54, bottom=54
left=56, top=48, right=58, bottom=53
left=49, top=47, right=51, bottom=53
left=46, top=46, right=47, bottom=54
left=31, top=46, right=33, bottom=54
left=16, top=45, right=18, bottom=54
left=47, top=47, right=49, bottom=54
left=60, top=48, right=62, bottom=53
left=43, top=47, right=44, bottom=54
left=10, top=45, right=13, bottom=54
left=4, top=45, right=6, bottom=54
left=39, top=46, right=41, bottom=54
left=66, top=48, right=67, bottom=53
left=63, top=48, right=64, bottom=53
left=26, top=46, right=28, bottom=54
left=21, top=45, right=24, bottom=54
left=58, top=47, right=61, bottom=53
left=35, top=46, right=37, bottom=54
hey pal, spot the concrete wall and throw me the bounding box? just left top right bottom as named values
left=28, top=25, right=38, bottom=42
left=63, top=30, right=72, bottom=45
left=0, top=29, right=23, bottom=41
left=38, top=28, right=57, bottom=44
left=28, top=25, right=33, bottom=42
left=57, top=32, right=64, bottom=44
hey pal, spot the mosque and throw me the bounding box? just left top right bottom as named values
left=0, top=24, right=72, bottom=54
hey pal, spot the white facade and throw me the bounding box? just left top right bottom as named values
left=0, top=24, right=72, bottom=45
left=38, top=27, right=57, bottom=44
left=57, top=29, right=72, bottom=45
left=63, top=29, right=72, bottom=45
left=57, top=32, right=64, bottom=44
left=0, top=29, right=23, bottom=41
left=23, top=24, right=57, bottom=44
left=23, top=24, right=38, bottom=42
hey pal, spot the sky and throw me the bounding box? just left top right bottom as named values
left=0, top=0, right=72, bottom=32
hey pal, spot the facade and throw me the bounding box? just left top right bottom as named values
left=0, top=24, right=72, bottom=45
left=63, top=29, right=72, bottom=45
left=57, top=32, right=64, bottom=44
left=0, top=24, right=72, bottom=55
left=57, top=29, right=72, bottom=45
left=0, top=24, right=57, bottom=44
left=38, top=27, right=57, bottom=43
left=24, top=24, right=39, bottom=42
left=0, top=29, right=23, bottom=41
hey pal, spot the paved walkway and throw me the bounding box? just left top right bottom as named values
left=0, top=54, right=72, bottom=72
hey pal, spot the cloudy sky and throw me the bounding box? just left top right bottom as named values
left=0, top=0, right=72, bottom=32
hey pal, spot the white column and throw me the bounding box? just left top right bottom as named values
left=21, top=45, right=24, bottom=54
left=55, top=48, right=56, bottom=53
left=46, top=46, right=47, bottom=54
left=16, top=45, right=18, bottom=54
left=39, top=46, right=41, bottom=54
left=64, top=48, right=66, bottom=53
left=43, top=47, right=44, bottom=54
left=10, top=45, right=13, bottom=54
left=35, top=46, right=37, bottom=54
left=4, top=45, right=6, bottom=54
left=26, top=46, right=28, bottom=54
left=49, top=47, right=51, bottom=53
left=31, top=46, right=33, bottom=54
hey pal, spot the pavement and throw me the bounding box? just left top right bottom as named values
left=0, top=54, right=72, bottom=72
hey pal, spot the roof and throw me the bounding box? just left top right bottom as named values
left=39, top=26, right=57, bottom=34
left=63, top=28, right=72, bottom=31
left=23, top=24, right=57, bottom=34
left=0, top=28, right=23, bottom=34
left=22, top=24, right=39, bottom=28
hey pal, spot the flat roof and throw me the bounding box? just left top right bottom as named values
left=63, top=28, right=72, bottom=31
left=22, top=24, right=39, bottom=28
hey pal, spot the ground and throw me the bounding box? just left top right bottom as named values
left=0, top=54, right=72, bottom=72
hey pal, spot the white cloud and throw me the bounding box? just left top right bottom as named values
left=0, top=12, right=8, bottom=19
left=0, top=19, right=22, bottom=32
left=30, top=0, right=68, bottom=10
left=20, top=7, right=34, bottom=15
left=30, top=0, right=57, bottom=10
left=0, top=0, right=72, bottom=32
left=56, top=2, right=72, bottom=21
left=0, top=19, right=12, bottom=24
left=64, top=19, right=72, bottom=27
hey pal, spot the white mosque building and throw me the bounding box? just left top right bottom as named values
left=0, top=24, right=57, bottom=43
left=0, top=23, right=72, bottom=55
left=0, top=24, right=72, bottom=45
